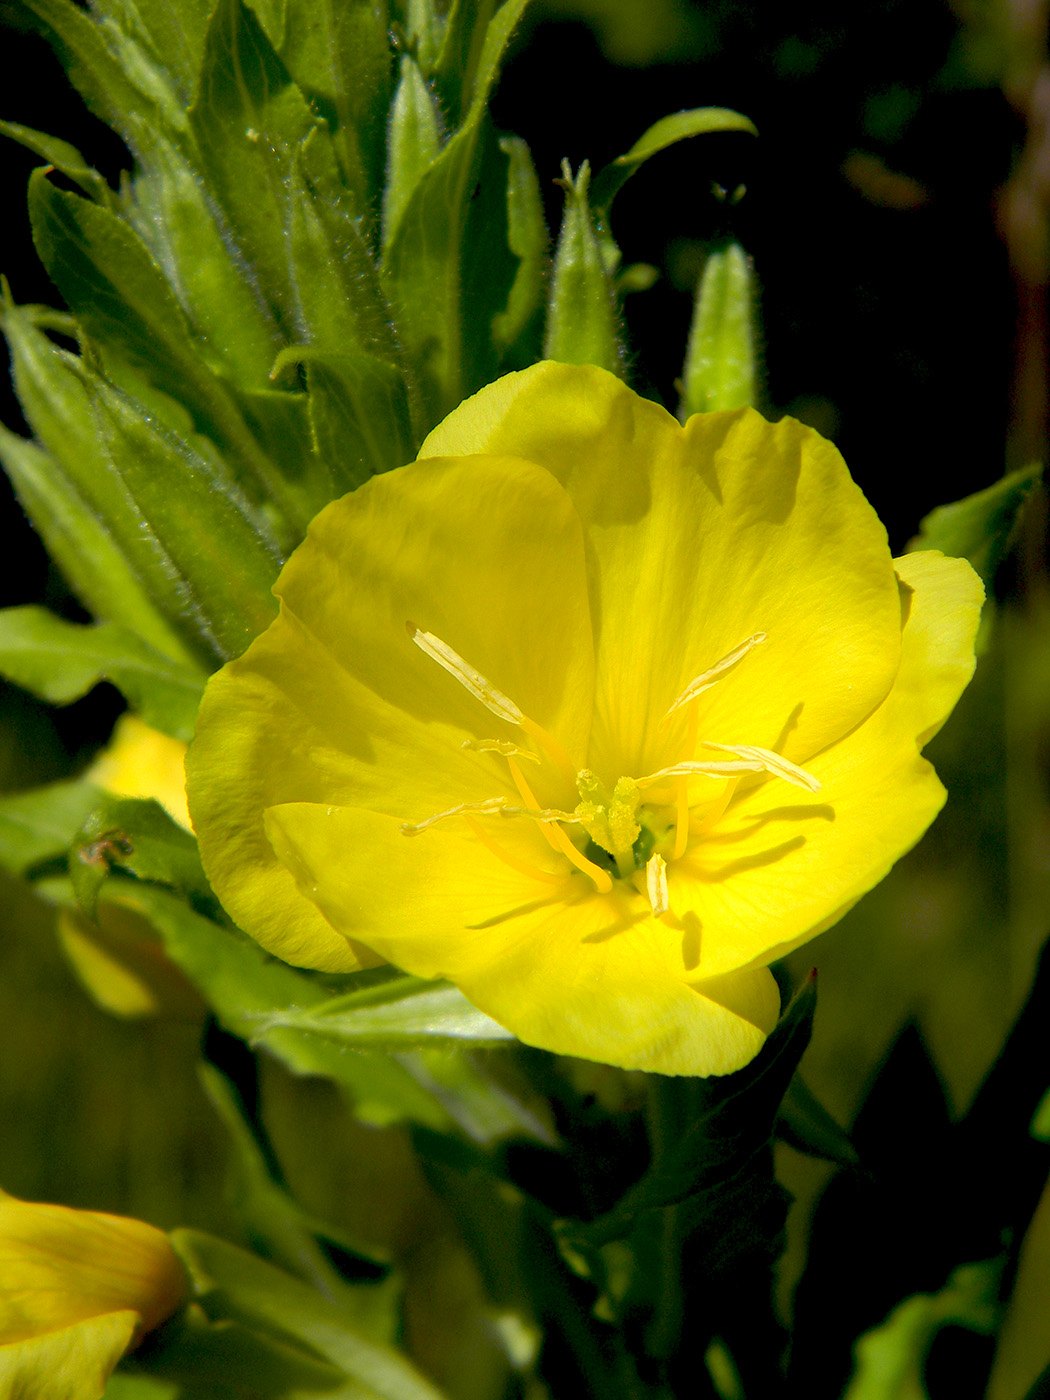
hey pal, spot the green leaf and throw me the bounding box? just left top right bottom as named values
left=171, top=1230, right=448, bottom=1400
left=381, top=0, right=532, bottom=430
left=199, top=1062, right=393, bottom=1285
left=103, top=1374, right=180, bottom=1399
left=842, top=1259, right=1002, bottom=1399
left=116, top=883, right=455, bottom=1129
left=94, top=0, right=215, bottom=107
left=491, top=135, right=548, bottom=356
left=0, top=606, right=205, bottom=740
left=775, top=1075, right=859, bottom=1169
left=543, top=160, right=624, bottom=375
left=79, top=369, right=282, bottom=664
left=0, top=779, right=103, bottom=876
left=570, top=976, right=816, bottom=1247
left=912, top=464, right=1042, bottom=584
left=21, top=0, right=190, bottom=153
left=188, top=0, right=325, bottom=337
left=0, top=118, right=110, bottom=202
left=678, top=241, right=758, bottom=416
left=590, top=107, right=759, bottom=219
left=69, top=795, right=211, bottom=921
left=27, top=169, right=309, bottom=532
left=382, top=54, right=444, bottom=251
left=0, top=419, right=189, bottom=666
left=121, top=128, right=283, bottom=390
left=302, top=353, right=414, bottom=491
left=248, top=976, right=515, bottom=1049
left=277, top=0, right=394, bottom=217
left=432, top=0, right=498, bottom=126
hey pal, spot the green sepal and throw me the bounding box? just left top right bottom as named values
left=382, top=54, right=444, bottom=251
left=543, top=160, right=624, bottom=376
left=0, top=606, right=205, bottom=741
left=299, top=352, right=415, bottom=491
left=248, top=975, right=515, bottom=1049
left=169, top=1230, right=447, bottom=1400
left=69, top=795, right=211, bottom=922
left=679, top=241, right=759, bottom=416
left=0, top=779, right=104, bottom=877
left=491, top=135, right=548, bottom=358
left=0, top=118, right=111, bottom=203
left=912, top=463, right=1042, bottom=585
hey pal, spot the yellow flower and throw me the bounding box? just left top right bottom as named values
left=0, top=1188, right=185, bottom=1398
left=187, top=363, right=982, bottom=1077
left=87, top=714, right=191, bottom=831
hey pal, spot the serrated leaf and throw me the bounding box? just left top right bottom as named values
left=381, top=0, right=532, bottom=430
left=679, top=241, right=758, bottom=416
left=0, top=118, right=111, bottom=202
left=0, top=606, right=205, bottom=740
left=543, top=160, right=623, bottom=375
left=492, top=135, right=548, bottom=356
left=912, top=464, right=1042, bottom=584
left=171, top=1230, right=448, bottom=1400
left=590, top=107, right=759, bottom=218
left=248, top=976, right=516, bottom=1049
left=0, top=779, right=103, bottom=876
left=69, top=794, right=211, bottom=920
left=0, top=419, right=191, bottom=664
left=115, top=882, right=455, bottom=1129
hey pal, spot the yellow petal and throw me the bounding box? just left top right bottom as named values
left=0, top=1190, right=184, bottom=1346
left=264, top=801, right=778, bottom=1076
left=187, top=454, right=594, bottom=972
left=659, top=549, right=983, bottom=977
left=421, top=362, right=904, bottom=782
left=0, top=1311, right=138, bottom=1400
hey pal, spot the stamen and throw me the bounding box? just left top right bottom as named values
left=673, top=701, right=699, bottom=860
left=509, top=757, right=613, bottom=893
left=664, top=632, right=767, bottom=719
left=637, top=759, right=768, bottom=787
left=401, top=797, right=506, bottom=835
left=409, top=624, right=522, bottom=724
left=646, top=853, right=669, bottom=915
left=462, top=738, right=540, bottom=763
left=464, top=817, right=567, bottom=885
left=701, top=742, right=821, bottom=793
left=410, top=624, right=577, bottom=786
left=500, top=804, right=581, bottom=824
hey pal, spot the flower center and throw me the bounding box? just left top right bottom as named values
left=400, top=624, right=819, bottom=915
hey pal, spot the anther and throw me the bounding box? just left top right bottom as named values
left=646, top=853, right=669, bottom=915
left=664, top=632, right=767, bottom=719
left=401, top=797, right=506, bottom=835
left=462, top=738, right=540, bottom=763
left=700, top=742, right=821, bottom=793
